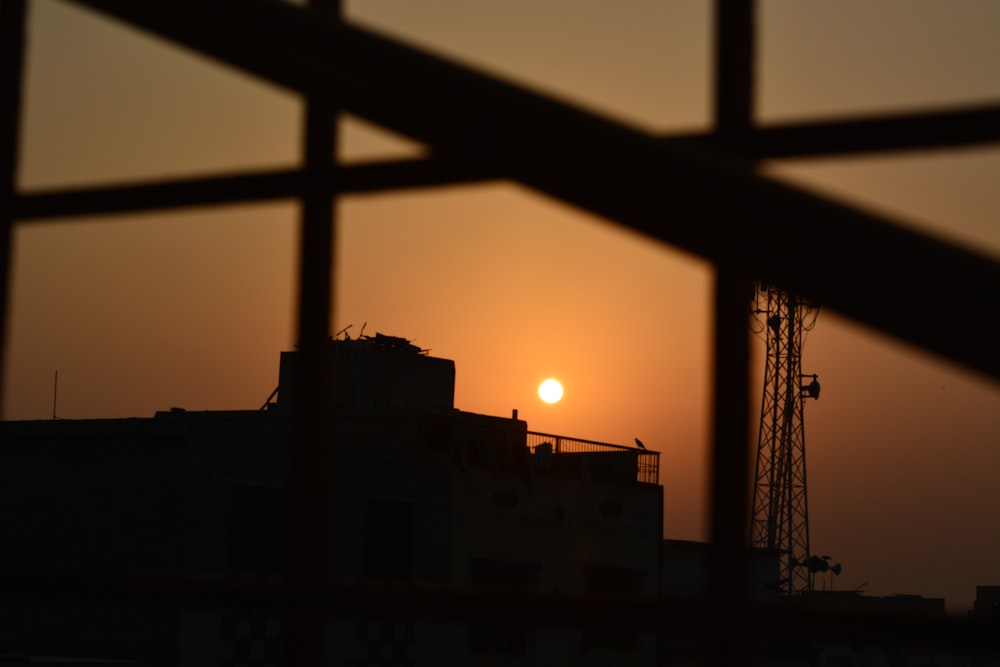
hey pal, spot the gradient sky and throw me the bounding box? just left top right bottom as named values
left=4, top=0, right=1000, bottom=612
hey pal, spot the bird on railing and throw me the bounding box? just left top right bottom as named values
left=634, top=438, right=646, bottom=450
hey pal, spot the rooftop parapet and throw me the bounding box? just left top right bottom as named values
left=274, top=334, right=456, bottom=412
left=527, top=431, right=659, bottom=485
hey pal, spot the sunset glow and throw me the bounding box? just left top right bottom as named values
left=4, top=0, right=999, bottom=614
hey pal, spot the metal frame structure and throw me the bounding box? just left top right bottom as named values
left=750, top=286, right=820, bottom=596
left=1, top=1, right=999, bottom=665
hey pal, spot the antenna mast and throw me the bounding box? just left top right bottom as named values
left=750, top=283, right=820, bottom=595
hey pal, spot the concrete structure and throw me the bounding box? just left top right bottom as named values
left=971, top=586, right=1000, bottom=619
left=661, top=539, right=781, bottom=603
left=658, top=541, right=973, bottom=667
left=0, top=335, right=662, bottom=667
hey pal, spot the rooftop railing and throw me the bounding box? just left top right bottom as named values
left=526, top=431, right=659, bottom=485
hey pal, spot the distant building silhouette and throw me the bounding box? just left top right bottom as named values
left=971, top=586, right=1000, bottom=619
left=0, top=335, right=662, bottom=666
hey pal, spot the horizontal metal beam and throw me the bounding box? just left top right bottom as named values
left=17, top=100, right=1000, bottom=219
left=27, top=102, right=1000, bottom=217
left=692, top=104, right=1000, bottom=158
left=15, top=169, right=302, bottom=219
left=12, top=159, right=503, bottom=219
left=64, top=0, right=1000, bottom=381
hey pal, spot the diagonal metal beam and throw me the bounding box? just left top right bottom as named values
left=65, top=0, right=1000, bottom=381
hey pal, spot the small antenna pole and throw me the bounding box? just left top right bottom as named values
left=52, top=370, right=58, bottom=419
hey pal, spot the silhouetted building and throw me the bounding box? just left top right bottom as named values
left=971, top=586, right=1000, bottom=619
left=660, top=539, right=781, bottom=602
left=657, top=542, right=975, bottom=667
left=0, top=335, right=662, bottom=666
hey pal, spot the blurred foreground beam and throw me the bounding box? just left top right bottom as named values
left=13, top=159, right=503, bottom=219
left=707, top=104, right=1000, bottom=157
left=16, top=101, right=1000, bottom=219
left=707, top=1, right=755, bottom=664
left=285, top=1, right=342, bottom=664
left=0, top=0, right=28, bottom=416
left=64, top=0, right=1000, bottom=381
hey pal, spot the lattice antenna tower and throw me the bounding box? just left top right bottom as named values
left=750, top=283, right=820, bottom=595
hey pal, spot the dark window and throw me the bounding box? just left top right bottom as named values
left=468, top=559, right=537, bottom=655
left=228, top=485, right=287, bottom=574
left=422, top=419, right=452, bottom=455
left=466, top=439, right=493, bottom=469
left=581, top=564, right=645, bottom=653
left=364, top=499, right=414, bottom=581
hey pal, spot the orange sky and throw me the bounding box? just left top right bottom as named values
left=4, top=0, right=1000, bottom=612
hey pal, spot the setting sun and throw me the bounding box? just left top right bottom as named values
left=538, top=378, right=564, bottom=404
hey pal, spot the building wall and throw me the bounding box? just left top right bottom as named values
left=0, top=412, right=290, bottom=665
left=275, top=339, right=456, bottom=412
left=0, top=400, right=661, bottom=667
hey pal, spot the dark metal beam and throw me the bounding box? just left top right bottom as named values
left=12, top=159, right=503, bottom=220
left=16, top=99, right=1000, bottom=219
left=713, top=0, right=755, bottom=136
left=0, top=0, right=28, bottom=417
left=61, top=0, right=1000, bottom=381
left=14, top=101, right=1000, bottom=219
left=14, top=102, right=1000, bottom=221
left=286, top=2, right=341, bottom=664
left=696, top=104, right=1000, bottom=158
left=709, top=3, right=755, bottom=665
left=14, top=169, right=302, bottom=219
